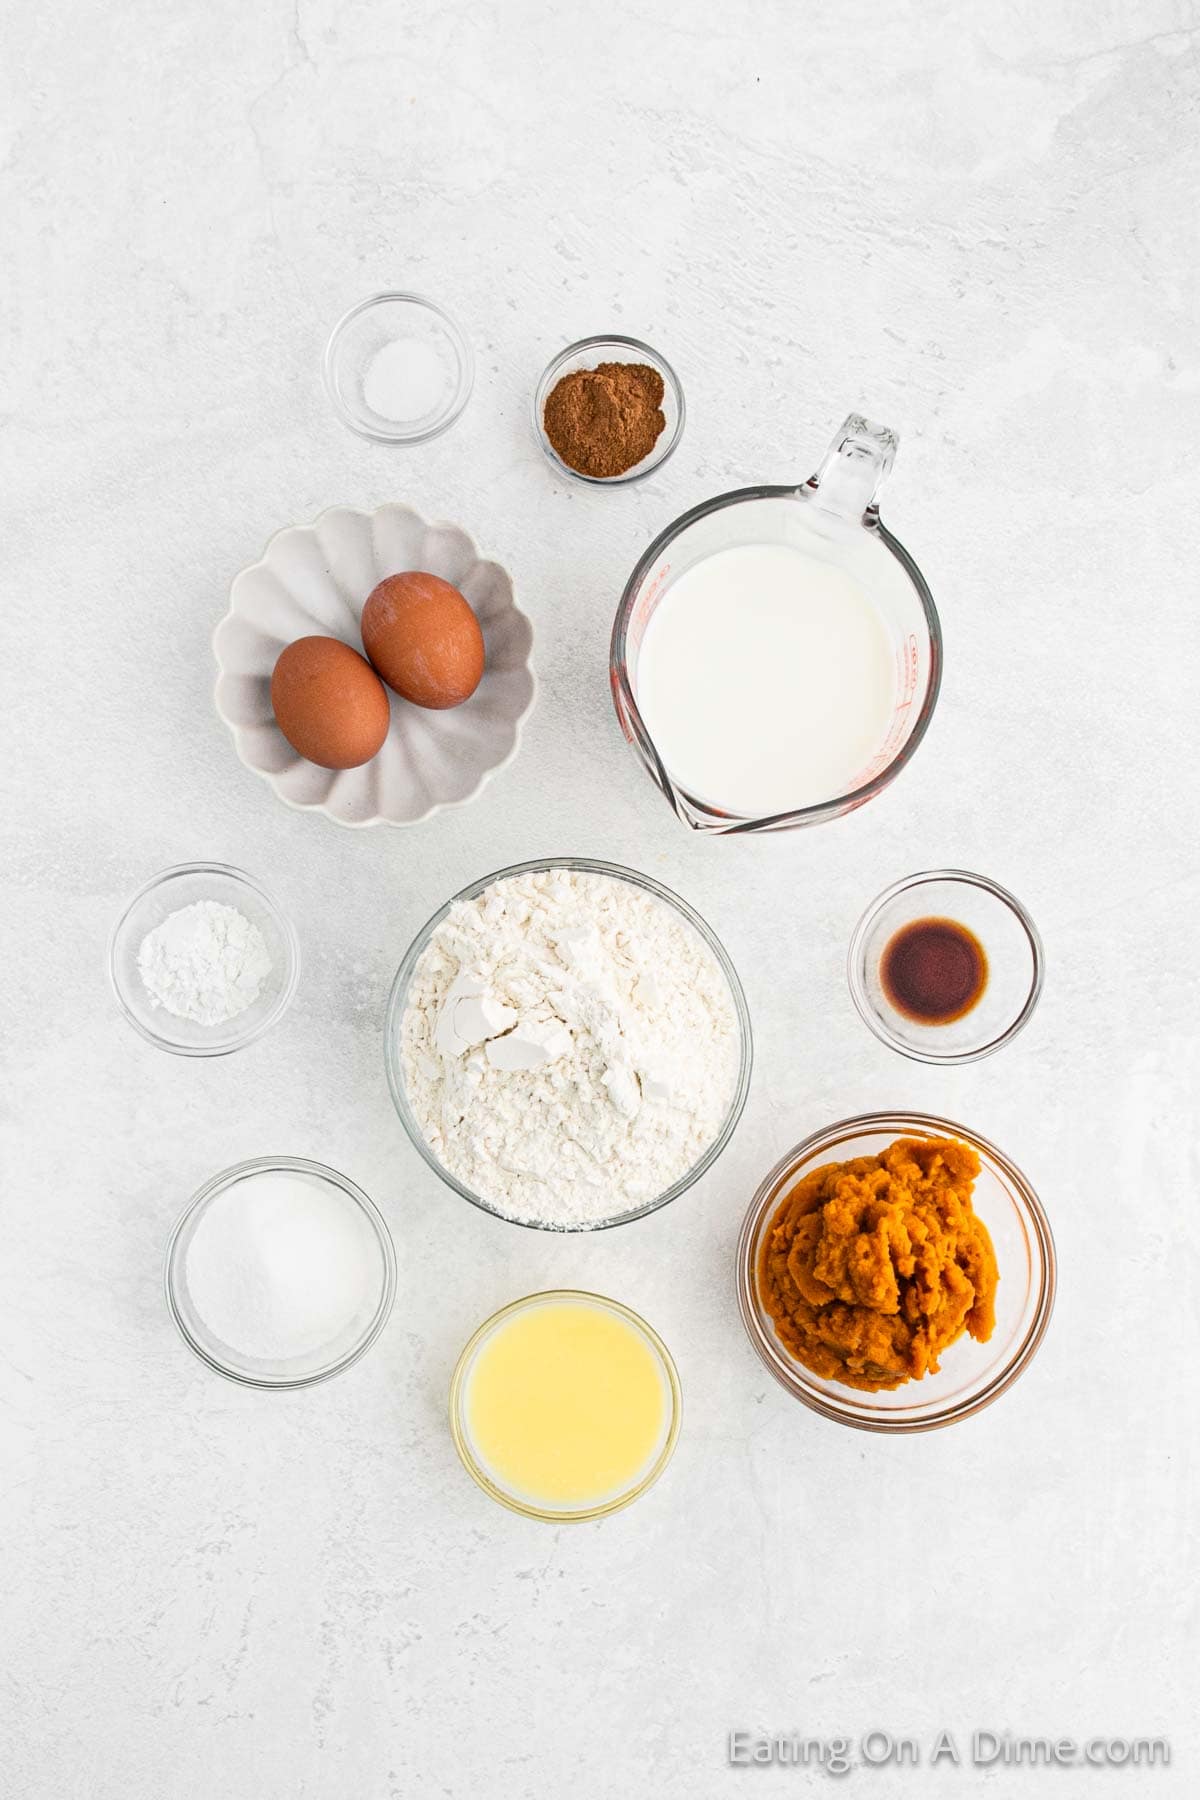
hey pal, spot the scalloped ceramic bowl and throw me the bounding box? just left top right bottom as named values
left=213, top=504, right=536, bottom=827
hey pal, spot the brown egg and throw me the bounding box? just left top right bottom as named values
left=361, top=572, right=485, bottom=710
left=270, top=635, right=391, bottom=769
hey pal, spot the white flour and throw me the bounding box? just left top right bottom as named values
left=138, top=900, right=272, bottom=1026
left=400, top=867, right=741, bottom=1226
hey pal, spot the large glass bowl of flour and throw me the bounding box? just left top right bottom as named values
left=384, top=858, right=753, bottom=1231
left=611, top=413, right=943, bottom=833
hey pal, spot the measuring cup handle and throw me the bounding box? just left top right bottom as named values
left=803, top=413, right=898, bottom=523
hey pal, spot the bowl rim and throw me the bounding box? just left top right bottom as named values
left=164, top=1154, right=397, bottom=1388
left=847, top=868, right=1045, bottom=1064
left=383, top=855, right=753, bottom=1231
left=212, top=501, right=538, bottom=830
left=736, top=1111, right=1057, bottom=1433
left=448, top=1287, right=683, bottom=1521
left=107, top=860, right=301, bottom=1057
left=532, top=334, right=686, bottom=485
left=322, top=290, right=475, bottom=444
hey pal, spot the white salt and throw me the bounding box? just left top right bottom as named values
left=183, top=1168, right=379, bottom=1363
left=362, top=336, right=448, bottom=423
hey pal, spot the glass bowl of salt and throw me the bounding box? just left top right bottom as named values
left=323, top=292, right=474, bottom=444
left=165, top=1156, right=397, bottom=1388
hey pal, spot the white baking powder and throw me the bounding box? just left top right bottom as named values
left=183, top=1168, right=379, bottom=1363
left=400, top=867, right=741, bottom=1226
left=137, top=901, right=272, bottom=1026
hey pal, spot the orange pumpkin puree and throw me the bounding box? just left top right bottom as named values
left=757, top=1136, right=998, bottom=1391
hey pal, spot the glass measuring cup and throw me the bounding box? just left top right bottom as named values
left=610, top=414, right=942, bottom=833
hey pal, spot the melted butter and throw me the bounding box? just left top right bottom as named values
left=463, top=1297, right=670, bottom=1509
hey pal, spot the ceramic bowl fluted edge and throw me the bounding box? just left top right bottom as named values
left=213, top=503, right=536, bottom=827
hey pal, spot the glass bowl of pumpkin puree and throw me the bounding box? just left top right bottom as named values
left=736, top=1113, right=1055, bottom=1433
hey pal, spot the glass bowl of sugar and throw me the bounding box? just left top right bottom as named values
left=108, top=862, right=300, bottom=1057
left=165, top=1157, right=397, bottom=1388
left=323, top=292, right=474, bottom=444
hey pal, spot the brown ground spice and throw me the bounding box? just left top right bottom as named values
left=543, top=361, right=666, bottom=478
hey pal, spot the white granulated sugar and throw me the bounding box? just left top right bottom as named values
left=401, top=867, right=741, bottom=1226
left=183, top=1169, right=377, bottom=1363
left=138, top=900, right=272, bottom=1027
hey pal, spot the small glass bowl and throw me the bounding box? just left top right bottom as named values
left=737, top=1112, right=1056, bottom=1433
left=848, top=869, right=1044, bottom=1064
left=165, top=1156, right=397, bottom=1388
left=383, top=857, right=752, bottom=1231
left=323, top=292, right=473, bottom=444
left=533, top=335, right=685, bottom=484
left=449, top=1289, right=682, bottom=1521
left=109, top=862, right=300, bottom=1057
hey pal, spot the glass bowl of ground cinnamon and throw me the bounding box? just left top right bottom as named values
left=534, top=336, right=684, bottom=484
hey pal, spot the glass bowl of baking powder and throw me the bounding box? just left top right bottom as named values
left=383, top=857, right=753, bottom=1232
left=108, top=862, right=299, bottom=1056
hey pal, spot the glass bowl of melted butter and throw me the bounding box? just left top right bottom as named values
left=450, top=1289, right=682, bottom=1519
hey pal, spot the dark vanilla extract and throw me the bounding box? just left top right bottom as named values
left=880, top=916, right=987, bottom=1025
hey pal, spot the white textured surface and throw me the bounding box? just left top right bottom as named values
left=2, top=2, right=1198, bottom=1795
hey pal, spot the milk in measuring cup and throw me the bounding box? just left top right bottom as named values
left=634, top=542, right=896, bottom=817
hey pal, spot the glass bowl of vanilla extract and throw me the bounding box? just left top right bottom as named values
left=848, top=870, right=1044, bottom=1064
